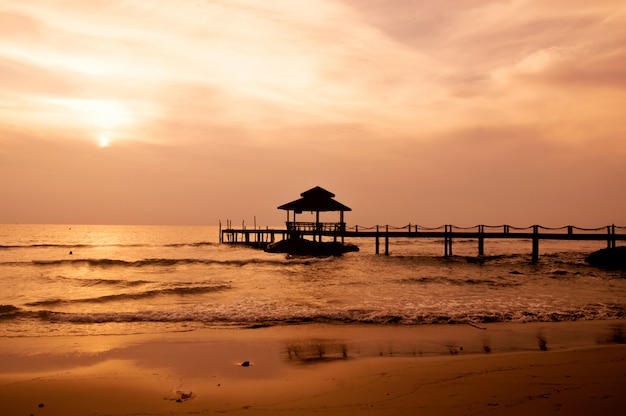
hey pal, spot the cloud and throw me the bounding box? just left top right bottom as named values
left=1, top=0, right=447, bottom=141
left=339, top=1, right=626, bottom=155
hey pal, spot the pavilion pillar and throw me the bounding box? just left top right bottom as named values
left=340, top=211, right=345, bottom=243
left=316, top=211, right=320, bottom=242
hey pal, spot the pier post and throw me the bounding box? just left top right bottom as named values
left=449, top=225, right=453, bottom=256
left=532, top=225, right=539, bottom=263
left=478, top=225, right=485, bottom=256
left=608, top=224, right=616, bottom=248
left=385, top=225, right=389, bottom=256
left=375, top=225, right=380, bottom=255
left=444, top=225, right=453, bottom=257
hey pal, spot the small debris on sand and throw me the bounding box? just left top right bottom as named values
left=175, top=390, right=193, bottom=402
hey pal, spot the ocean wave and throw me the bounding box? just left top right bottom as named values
left=29, top=257, right=320, bottom=268
left=547, top=269, right=586, bottom=278
left=41, top=275, right=153, bottom=288
left=13, top=302, right=625, bottom=326
left=0, top=304, right=21, bottom=318
left=24, top=284, right=231, bottom=307
left=87, top=278, right=151, bottom=287
left=0, top=243, right=92, bottom=249
left=0, top=241, right=218, bottom=250
left=165, top=241, right=218, bottom=248
left=0, top=243, right=145, bottom=250
left=396, top=276, right=520, bottom=288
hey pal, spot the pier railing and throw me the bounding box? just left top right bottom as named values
left=220, top=222, right=626, bottom=261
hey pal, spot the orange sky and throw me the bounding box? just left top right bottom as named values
left=1, top=0, right=625, bottom=227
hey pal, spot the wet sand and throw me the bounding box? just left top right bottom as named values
left=1, top=321, right=625, bottom=415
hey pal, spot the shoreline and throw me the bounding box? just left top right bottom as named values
left=1, top=320, right=626, bottom=415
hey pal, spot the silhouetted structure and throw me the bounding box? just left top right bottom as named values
left=218, top=186, right=356, bottom=255
left=219, top=188, right=625, bottom=260
left=277, top=186, right=351, bottom=241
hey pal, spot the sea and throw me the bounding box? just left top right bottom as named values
left=1, top=224, right=625, bottom=338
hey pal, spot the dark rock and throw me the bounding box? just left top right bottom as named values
left=265, top=237, right=358, bottom=256
left=241, top=361, right=250, bottom=367
left=585, top=247, right=626, bottom=270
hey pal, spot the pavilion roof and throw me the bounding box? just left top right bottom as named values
left=277, top=186, right=352, bottom=212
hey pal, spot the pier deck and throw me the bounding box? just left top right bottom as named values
left=220, top=224, right=626, bottom=261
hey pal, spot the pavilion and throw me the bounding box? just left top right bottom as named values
left=277, top=186, right=351, bottom=242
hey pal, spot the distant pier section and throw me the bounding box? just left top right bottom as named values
left=220, top=186, right=626, bottom=261
left=221, top=222, right=625, bottom=261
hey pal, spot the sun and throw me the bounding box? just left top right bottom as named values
left=40, top=98, right=134, bottom=147
left=98, top=135, right=112, bottom=148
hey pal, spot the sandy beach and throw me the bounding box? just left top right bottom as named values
left=1, top=321, right=625, bottom=415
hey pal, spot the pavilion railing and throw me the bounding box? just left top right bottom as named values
left=286, top=222, right=346, bottom=233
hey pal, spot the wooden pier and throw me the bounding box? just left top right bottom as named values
left=220, top=223, right=626, bottom=262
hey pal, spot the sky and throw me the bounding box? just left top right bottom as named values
left=1, top=0, right=625, bottom=228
